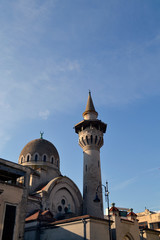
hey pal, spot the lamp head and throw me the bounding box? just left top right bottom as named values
left=93, top=192, right=100, bottom=203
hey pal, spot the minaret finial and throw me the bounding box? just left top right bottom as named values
left=40, top=131, right=44, bottom=139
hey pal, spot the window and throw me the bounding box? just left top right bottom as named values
left=35, top=154, right=38, bottom=162
left=58, top=206, right=62, bottom=212
left=139, top=221, right=148, bottom=229
left=2, top=205, right=16, bottom=240
left=27, top=155, right=30, bottom=162
left=150, top=222, right=159, bottom=230
left=150, top=223, right=154, bottom=229
left=51, top=157, right=54, bottom=164
left=86, top=136, right=89, bottom=145
left=43, top=155, right=46, bottom=162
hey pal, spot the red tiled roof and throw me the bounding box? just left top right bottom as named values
left=26, top=211, right=40, bottom=221
left=110, top=206, right=119, bottom=212
left=26, top=210, right=54, bottom=222
left=127, top=211, right=137, bottom=217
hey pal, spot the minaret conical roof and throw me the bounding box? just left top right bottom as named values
left=83, top=91, right=98, bottom=119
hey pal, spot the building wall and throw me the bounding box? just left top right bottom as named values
left=141, top=229, right=160, bottom=240
left=24, top=217, right=110, bottom=240
left=110, top=213, right=140, bottom=240
left=0, top=183, right=24, bottom=240
left=137, top=209, right=160, bottom=231
left=0, top=158, right=30, bottom=240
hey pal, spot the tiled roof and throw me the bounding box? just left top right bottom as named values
left=110, top=206, right=119, bottom=212
left=127, top=211, right=137, bottom=217
left=26, top=211, right=40, bottom=221
left=26, top=210, right=54, bottom=222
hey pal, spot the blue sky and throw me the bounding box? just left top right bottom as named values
left=0, top=0, right=160, bottom=212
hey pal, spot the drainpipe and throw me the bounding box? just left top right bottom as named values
left=82, top=219, right=87, bottom=240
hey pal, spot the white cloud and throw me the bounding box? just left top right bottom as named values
left=39, top=110, right=50, bottom=120
left=112, top=177, right=137, bottom=191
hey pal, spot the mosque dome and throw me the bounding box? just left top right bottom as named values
left=18, top=138, right=60, bottom=170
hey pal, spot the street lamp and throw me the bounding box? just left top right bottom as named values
left=93, top=181, right=112, bottom=240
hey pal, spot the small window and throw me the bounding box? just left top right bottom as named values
left=51, top=157, right=54, bottom=164
left=91, top=135, right=93, bottom=144
left=43, top=155, right=46, bottom=162
left=35, top=154, right=38, bottom=162
left=98, top=161, right=100, bottom=168
left=150, top=223, right=154, bottom=229
left=58, top=205, right=62, bottom=212
left=61, top=199, right=65, bottom=205
left=86, top=136, right=89, bottom=145
left=27, top=155, right=30, bottom=162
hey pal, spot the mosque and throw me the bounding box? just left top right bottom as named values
left=0, top=93, right=159, bottom=240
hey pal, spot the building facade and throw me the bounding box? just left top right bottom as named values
left=0, top=158, right=30, bottom=240
left=137, top=208, right=160, bottom=231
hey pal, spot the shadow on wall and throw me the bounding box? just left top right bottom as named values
left=24, top=223, right=87, bottom=240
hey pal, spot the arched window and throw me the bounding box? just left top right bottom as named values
left=27, top=155, right=30, bottom=162
left=43, top=155, right=46, bottom=162
left=51, top=157, right=54, bottom=164
left=35, top=154, right=38, bottom=162
left=86, top=136, right=89, bottom=145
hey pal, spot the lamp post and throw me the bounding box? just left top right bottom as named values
left=93, top=181, right=112, bottom=240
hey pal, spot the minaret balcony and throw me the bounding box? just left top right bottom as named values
left=78, top=130, right=104, bottom=150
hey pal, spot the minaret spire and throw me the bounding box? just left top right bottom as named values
left=83, top=91, right=98, bottom=120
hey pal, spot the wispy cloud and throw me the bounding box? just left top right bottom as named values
left=39, top=110, right=50, bottom=120
left=112, top=177, right=137, bottom=191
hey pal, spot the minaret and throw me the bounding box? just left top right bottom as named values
left=74, top=92, right=107, bottom=218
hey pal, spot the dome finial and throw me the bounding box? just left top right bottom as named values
left=40, top=131, right=44, bottom=139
